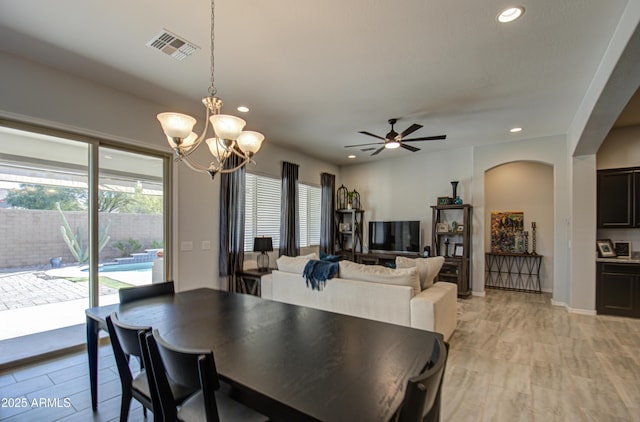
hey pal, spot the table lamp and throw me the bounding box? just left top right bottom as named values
left=253, top=237, right=273, bottom=272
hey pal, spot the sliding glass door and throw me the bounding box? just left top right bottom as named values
left=0, top=122, right=171, bottom=341
left=98, top=147, right=166, bottom=304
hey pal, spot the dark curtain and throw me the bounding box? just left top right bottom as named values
left=219, top=154, right=245, bottom=292
left=320, top=172, right=336, bottom=255
left=280, top=161, right=299, bottom=257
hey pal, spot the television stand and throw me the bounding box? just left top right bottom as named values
left=355, top=252, right=422, bottom=266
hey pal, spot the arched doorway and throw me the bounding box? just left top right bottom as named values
left=485, top=161, right=554, bottom=292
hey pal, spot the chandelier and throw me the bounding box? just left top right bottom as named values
left=157, top=0, right=264, bottom=179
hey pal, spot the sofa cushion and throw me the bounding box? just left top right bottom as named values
left=277, top=253, right=318, bottom=274
left=395, top=256, right=445, bottom=290
left=339, top=260, right=420, bottom=295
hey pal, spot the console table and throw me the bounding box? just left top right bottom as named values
left=485, top=252, right=542, bottom=293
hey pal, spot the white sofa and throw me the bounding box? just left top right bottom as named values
left=261, top=254, right=457, bottom=341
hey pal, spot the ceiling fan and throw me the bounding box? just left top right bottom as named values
left=345, top=118, right=446, bottom=156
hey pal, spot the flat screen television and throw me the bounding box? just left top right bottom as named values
left=368, top=220, right=420, bottom=254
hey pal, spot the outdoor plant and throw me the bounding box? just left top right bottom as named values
left=56, top=202, right=111, bottom=263
left=113, top=237, right=143, bottom=257
left=151, top=239, right=164, bottom=249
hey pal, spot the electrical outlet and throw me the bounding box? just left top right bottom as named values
left=180, top=241, right=193, bottom=251
left=202, top=240, right=211, bottom=250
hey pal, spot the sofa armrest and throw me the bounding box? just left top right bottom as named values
left=410, top=282, right=457, bottom=341
left=260, top=274, right=273, bottom=299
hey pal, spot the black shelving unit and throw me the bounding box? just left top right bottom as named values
left=335, top=209, right=364, bottom=262
left=431, top=204, right=472, bottom=296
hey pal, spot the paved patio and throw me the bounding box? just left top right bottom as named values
left=0, top=267, right=151, bottom=340
left=0, top=271, right=117, bottom=311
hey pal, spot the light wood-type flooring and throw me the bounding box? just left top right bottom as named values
left=443, top=289, right=640, bottom=421
left=1, top=289, right=639, bottom=421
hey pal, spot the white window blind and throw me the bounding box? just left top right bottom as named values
left=244, top=173, right=281, bottom=252
left=299, top=183, right=321, bottom=247
left=244, top=174, right=321, bottom=251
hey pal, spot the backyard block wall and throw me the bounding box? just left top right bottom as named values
left=0, top=209, right=163, bottom=269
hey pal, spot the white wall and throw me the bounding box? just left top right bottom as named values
left=0, top=51, right=338, bottom=292
left=570, top=154, right=597, bottom=313
left=472, top=135, right=571, bottom=303
left=339, top=147, right=473, bottom=256
left=485, top=162, right=555, bottom=292
left=597, top=125, right=640, bottom=169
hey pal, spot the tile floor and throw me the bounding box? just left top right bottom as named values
left=443, top=290, right=640, bottom=422
left=0, top=289, right=639, bottom=421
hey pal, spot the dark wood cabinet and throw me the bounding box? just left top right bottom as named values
left=597, top=168, right=637, bottom=228
left=596, top=262, right=640, bottom=317
left=355, top=252, right=420, bottom=267
left=431, top=204, right=472, bottom=296
left=635, top=172, right=640, bottom=228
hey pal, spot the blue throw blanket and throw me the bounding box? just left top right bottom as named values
left=303, top=260, right=339, bottom=291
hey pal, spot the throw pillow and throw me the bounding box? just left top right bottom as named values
left=276, top=253, right=318, bottom=274
left=395, top=256, right=445, bottom=290
left=339, top=260, right=420, bottom=295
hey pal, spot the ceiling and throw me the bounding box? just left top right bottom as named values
left=0, top=0, right=637, bottom=165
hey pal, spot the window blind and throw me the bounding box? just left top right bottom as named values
left=244, top=173, right=281, bottom=251
left=244, top=174, right=321, bottom=251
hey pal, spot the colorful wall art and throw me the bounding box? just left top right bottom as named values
left=491, top=211, right=525, bottom=253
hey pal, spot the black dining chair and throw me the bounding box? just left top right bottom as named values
left=118, top=281, right=175, bottom=304
left=107, top=312, right=196, bottom=422
left=395, top=337, right=449, bottom=422
left=106, top=313, right=154, bottom=422
left=144, top=329, right=269, bottom=422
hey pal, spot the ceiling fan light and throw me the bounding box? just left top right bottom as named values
left=237, top=131, right=265, bottom=154
left=385, top=141, right=401, bottom=149
left=210, top=114, right=246, bottom=141
left=157, top=112, right=197, bottom=139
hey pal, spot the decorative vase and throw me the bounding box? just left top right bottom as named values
left=451, top=181, right=459, bottom=202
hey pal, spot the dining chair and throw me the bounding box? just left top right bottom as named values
left=144, top=329, right=269, bottom=422
left=106, top=313, right=154, bottom=422
left=395, top=337, right=449, bottom=422
left=108, top=312, right=196, bottom=422
left=118, top=280, right=175, bottom=304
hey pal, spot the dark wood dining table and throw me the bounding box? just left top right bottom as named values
left=86, top=288, right=442, bottom=421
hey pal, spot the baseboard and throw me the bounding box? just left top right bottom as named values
left=0, top=324, right=110, bottom=370
left=550, top=299, right=597, bottom=315
left=471, top=290, right=486, bottom=297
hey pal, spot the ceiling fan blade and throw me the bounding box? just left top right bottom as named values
left=345, top=142, right=384, bottom=148
left=358, top=131, right=386, bottom=140
left=371, top=146, right=386, bottom=156
left=401, top=135, right=447, bottom=142
left=399, top=123, right=423, bottom=139
left=400, top=143, right=420, bottom=152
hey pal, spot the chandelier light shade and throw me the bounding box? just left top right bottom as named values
left=156, top=0, right=264, bottom=178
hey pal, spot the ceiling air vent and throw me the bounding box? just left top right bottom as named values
left=146, top=29, right=199, bottom=61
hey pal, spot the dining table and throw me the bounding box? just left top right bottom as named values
left=85, top=287, right=442, bottom=421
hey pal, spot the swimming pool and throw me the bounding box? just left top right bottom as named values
left=82, top=261, right=153, bottom=273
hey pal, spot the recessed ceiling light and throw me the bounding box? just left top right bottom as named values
left=498, top=6, right=524, bottom=23
left=510, top=127, right=523, bottom=133
left=348, top=155, right=356, bottom=159
left=237, top=106, right=249, bottom=113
